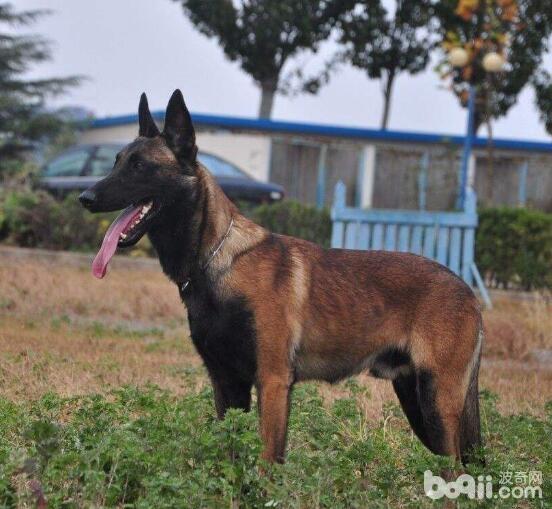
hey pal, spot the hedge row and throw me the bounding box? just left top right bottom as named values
left=476, top=207, right=552, bottom=290
left=249, top=200, right=332, bottom=248
left=0, top=189, right=102, bottom=251
left=0, top=189, right=154, bottom=256
left=1, top=189, right=550, bottom=289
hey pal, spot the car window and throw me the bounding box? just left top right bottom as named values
left=198, top=152, right=249, bottom=179
left=44, top=148, right=91, bottom=177
left=88, top=145, right=122, bottom=176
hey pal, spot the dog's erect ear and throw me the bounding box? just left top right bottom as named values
left=138, top=93, right=160, bottom=138
left=162, top=89, right=197, bottom=162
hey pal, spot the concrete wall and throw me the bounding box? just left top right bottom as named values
left=80, top=125, right=136, bottom=145
left=371, top=144, right=552, bottom=212
left=373, top=143, right=459, bottom=211
left=80, top=125, right=271, bottom=181
left=475, top=150, right=552, bottom=211
left=197, top=131, right=270, bottom=181
left=269, top=139, right=363, bottom=207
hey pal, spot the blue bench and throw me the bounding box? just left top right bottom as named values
left=330, top=181, right=491, bottom=307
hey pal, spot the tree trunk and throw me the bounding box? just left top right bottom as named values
left=380, top=71, right=395, bottom=130
left=258, top=79, right=278, bottom=119
left=486, top=117, right=495, bottom=200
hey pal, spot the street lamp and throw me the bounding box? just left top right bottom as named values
left=441, top=0, right=517, bottom=209
left=482, top=52, right=506, bottom=73
left=451, top=50, right=505, bottom=209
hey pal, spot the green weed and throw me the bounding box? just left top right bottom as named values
left=0, top=385, right=549, bottom=508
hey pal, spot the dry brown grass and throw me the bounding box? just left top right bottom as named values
left=0, top=247, right=551, bottom=419
left=0, top=316, right=209, bottom=401
left=483, top=292, right=551, bottom=359
left=0, top=255, right=182, bottom=324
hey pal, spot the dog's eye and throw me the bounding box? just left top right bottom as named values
left=134, top=160, right=144, bottom=170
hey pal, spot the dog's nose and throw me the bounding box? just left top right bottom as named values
left=78, top=189, right=97, bottom=209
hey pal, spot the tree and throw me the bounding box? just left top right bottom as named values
left=0, top=2, right=80, bottom=177
left=173, top=0, right=350, bottom=118
left=532, top=69, right=552, bottom=136
left=435, top=0, right=552, bottom=134
left=336, top=0, right=434, bottom=129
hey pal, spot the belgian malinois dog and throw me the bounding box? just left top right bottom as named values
left=80, top=90, right=483, bottom=466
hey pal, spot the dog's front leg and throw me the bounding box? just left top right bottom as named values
left=254, top=309, right=294, bottom=464
left=209, top=372, right=252, bottom=419
left=258, top=375, right=292, bottom=463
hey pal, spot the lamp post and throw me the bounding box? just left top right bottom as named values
left=449, top=48, right=505, bottom=209
left=441, top=0, right=515, bottom=209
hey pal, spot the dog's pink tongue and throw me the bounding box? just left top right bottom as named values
left=92, top=205, right=141, bottom=279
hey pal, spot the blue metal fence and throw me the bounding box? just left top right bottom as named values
left=331, top=181, right=491, bottom=307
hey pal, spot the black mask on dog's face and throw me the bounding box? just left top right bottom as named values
left=79, top=90, right=199, bottom=278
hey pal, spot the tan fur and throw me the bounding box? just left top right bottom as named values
left=187, top=165, right=483, bottom=464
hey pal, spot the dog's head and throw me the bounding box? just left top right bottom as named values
left=79, top=90, right=199, bottom=278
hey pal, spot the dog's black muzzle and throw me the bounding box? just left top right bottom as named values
left=78, top=189, right=97, bottom=210
left=78, top=175, right=144, bottom=213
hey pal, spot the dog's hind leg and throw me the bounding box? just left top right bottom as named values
left=418, top=367, right=482, bottom=465
left=392, top=367, right=468, bottom=485
left=421, top=327, right=485, bottom=465
left=393, top=369, right=462, bottom=460
left=392, top=373, right=431, bottom=450
left=406, top=310, right=482, bottom=465
left=392, top=369, right=460, bottom=461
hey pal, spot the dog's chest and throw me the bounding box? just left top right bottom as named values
left=185, top=292, right=257, bottom=382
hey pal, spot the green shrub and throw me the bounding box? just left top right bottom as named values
left=1, top=188, right=43, bottom=246
left=0, top=189, right=156, bottom=256
left=1, top=190, right=104, bottom=251
left=476, top=207, right=552, bottom=290
left=250, top=200, right=332, bottom=248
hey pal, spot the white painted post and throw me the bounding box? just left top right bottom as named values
left=360, top=144, right=376, bottom=209
left=467, top=152, right=476, bottom=189
left=331, top=181, right=347, bottom=248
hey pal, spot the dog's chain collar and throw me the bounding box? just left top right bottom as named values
left=180, top=217, right=234, bottom=293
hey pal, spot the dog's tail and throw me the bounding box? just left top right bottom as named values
left=459, top=326, right=484, bottom=466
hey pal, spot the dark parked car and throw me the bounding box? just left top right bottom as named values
left=40, top=143, right=284, bottom=204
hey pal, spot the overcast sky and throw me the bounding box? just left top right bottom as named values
left=13, top=0, right=552, bottom=141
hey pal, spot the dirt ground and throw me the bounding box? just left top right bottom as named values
left=1, top=246, right=551, bottom=418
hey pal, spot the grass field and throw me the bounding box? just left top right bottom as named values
left=0, top=248, right=551, bottom=507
